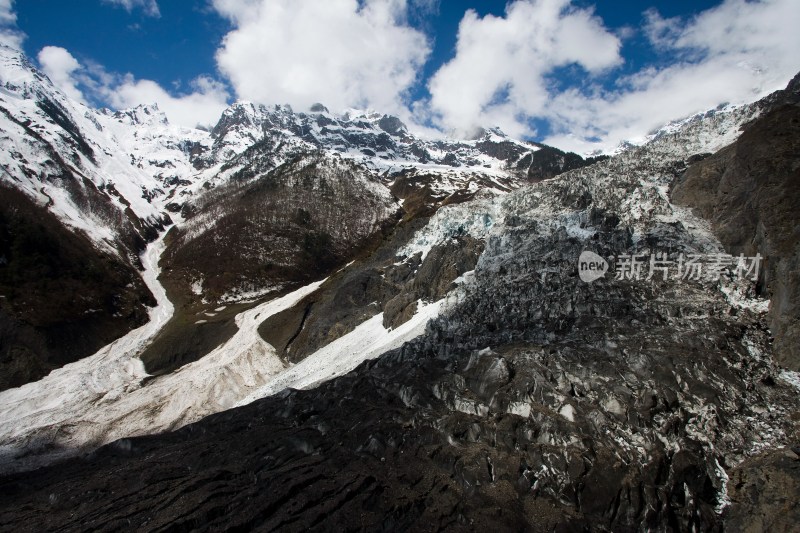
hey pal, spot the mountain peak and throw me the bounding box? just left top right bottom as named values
left=113, top=103, right=169, bottom=126
left=377, top=114, right=407, bottom=137
left=0, top=44, right=48, bottom=96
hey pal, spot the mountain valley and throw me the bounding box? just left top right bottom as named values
left=0, top=44, right=798, bottom=531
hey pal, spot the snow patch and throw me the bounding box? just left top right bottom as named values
left=778, top=370, right=800, bottom=391
left=559, top=404, right=576, bottom=422
left=508, top=402, right=532, bottom=418
left=191, top=279, right=204, bottom=295
left=719, top=282, right=770, bottom=313
left=238, top=298, right=445, bottom=405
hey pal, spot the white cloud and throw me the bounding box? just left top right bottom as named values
left=0, top=0, right=15, bottom=24
left=102, top=0, right=160, bottom=17
left=37, top=46, right=86, bottom=102
left=35, top=45, right=230, bottom=128
left=213, top=0, right=430, bottom=116
left=0, top=0, right=24, bottom=49
left=426, top=0, right=621, bottom=137
left=541, top=0, right=800, bottom=153
left=642, top=9, right=682, bottom=49
left=409, top=0, right=439, bottom=16
left=103, top=75, right=230, bottom=128
left=419, top=0, right=800, bottom=154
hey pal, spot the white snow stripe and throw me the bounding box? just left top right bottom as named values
left=237, top=298, right=445, bottom=406
left=0, top=234, right=325, bottom=473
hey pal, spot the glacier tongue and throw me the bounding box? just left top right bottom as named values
left=0, top=229, right=327, bottom=473
left=0, top=233, right=172, bottom=471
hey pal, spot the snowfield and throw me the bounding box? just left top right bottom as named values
left=0, top=238, right=449, bottom=475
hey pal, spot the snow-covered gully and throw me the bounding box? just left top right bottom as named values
left=0, top=226, right=451, bottom=475
left=0, top=234, right=173, bottom=471
left=0, top=235, right=324, bottom=474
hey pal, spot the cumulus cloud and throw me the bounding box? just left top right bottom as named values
left=102, top=0, right=160, bottom=17
left=103, top=75, right=230, bottom=128
left=213, top=0, right=430, bottom=116
left=0, top=0, right=15, bottom=24
left=16, top=0, right=800, bottom=152
left=35, top=45, right=230, bottom=128
left=0, top=0, right=24, bottom=49
left=426, top=0, right=621, bottom=137
left=417, top=0, right=800, bottom=153
left=38, top=46, right=86, bottom=102
left=408, top=0, right=439, bottom=17
left=542, top=0, right=800, bottom=153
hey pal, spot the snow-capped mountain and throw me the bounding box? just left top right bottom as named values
left=0, top=43, right=603, bottom=390
left=202, top=99, right=602, bottom=178
left=0, top=47, right=209, bottom=248
left=0, top=43, right=798, bottom=532
left=0, top=41, right=598, bottom=251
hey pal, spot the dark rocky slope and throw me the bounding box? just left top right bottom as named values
left=162, top=153, right=400, bottom=301
left=259, top=230, right=483, bottom=365
left=0, top=185, right=154, bottom=391
left=0, top=191, right=794, bottom=532
left=139, top=153, right=401, bottom=375
left=672, top=102, right=800, bottom=370
left=522, top=144, right=609, bottom=182
left=724, top=447, right=800, bottom=532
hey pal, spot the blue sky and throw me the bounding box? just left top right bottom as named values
left=3, top=0, right=798, bottom=153
left=16, top=1, right=228, bottom=95
left=16, top=1, right=718, bottom=103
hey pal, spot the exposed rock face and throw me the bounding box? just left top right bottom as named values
left=255, top=218, right=433, bottom=364
left=200, top=101, right=602, bottom=181
left=724, top=448, right=800, bottom=532
left=162, top=153, right=400, bottom=303
left=524, top=145, right=608, bottom=182
left=377, top=114, right=407, bottom=136
left=258, top=230, right=483, bottom=363
left=672, top=102, right=800, bottom=369
left=382, top=236, right=483, bottom=328
left=389, top=168, right=518, bottom=220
